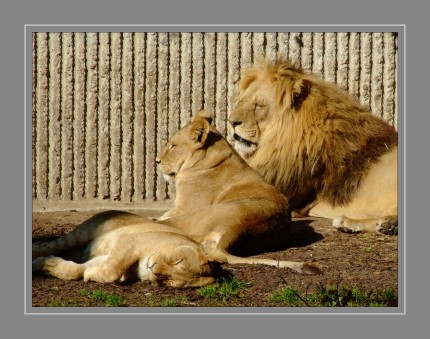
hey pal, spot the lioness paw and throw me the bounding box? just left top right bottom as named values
left=83, top=267, right=98, bottom=282
left=32, top=255, right=59, bottom=272
left=43, top=256, right=64, bottom=267
left=83, top=267, right=122, bottom=283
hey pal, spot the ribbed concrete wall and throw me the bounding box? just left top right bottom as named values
left=32, top=32, right=398, bottom=209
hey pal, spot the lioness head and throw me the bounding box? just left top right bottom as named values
left=156, top=110, right=213, bottom=182
left=150, top=244, right=221, bottom=288
left=229, top=58, right=310, bottom=158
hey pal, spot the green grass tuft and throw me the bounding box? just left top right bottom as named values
left=268, top=284, right=397, bottom=307
left=79, top=289, right=125, bottom=307
left=198, top=277, right=252, bottom=302
left=267, top=286, right=305, bottom=306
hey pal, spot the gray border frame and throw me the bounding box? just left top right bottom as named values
left=3, top=0, right=429, bottom=334
left=25, top=25, right=405, bottom=315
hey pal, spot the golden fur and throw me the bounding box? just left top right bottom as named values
left=155, top=110, right=321, bottom=274
left=32, top=110, right=322, bottom=287
left=229, top=57, right=398, bottom=234
left=32, top=211, right=221, bottom=287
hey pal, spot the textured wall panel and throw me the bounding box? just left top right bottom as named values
left=31, top=32, right=399, bottom=209
left=97, top=33, right=111, bottom=201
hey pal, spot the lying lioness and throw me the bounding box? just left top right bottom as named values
left=32, top=211, right=223, bottom=287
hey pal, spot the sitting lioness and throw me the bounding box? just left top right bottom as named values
left=155, top=110, right=321, bottom=274
left=32, top=211, right=222, bottom=287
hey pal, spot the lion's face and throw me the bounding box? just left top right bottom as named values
left=156, top=129, right=193, bottom=183
left=156, top=112, right=211, bottom=182
left=229, top=60, right=312, bottom=159
left=146, top=246, right=219, bottom=288
left=228, top=79, right=274, bottom=158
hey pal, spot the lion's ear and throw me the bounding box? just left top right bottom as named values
left=291, top=79, right=311, bottom=110
left=192, top=110, right=213, bottom=125
left=189, top=118, right=210, bottom=148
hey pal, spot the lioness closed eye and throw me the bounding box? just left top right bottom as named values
left=155, top=109, right=322, bottom=275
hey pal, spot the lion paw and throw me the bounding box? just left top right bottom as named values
left=378, top=218, right=398, bottom=236
left=333, top=216, right=398, bottom=235
left=332, top=218, right=361, bottom=234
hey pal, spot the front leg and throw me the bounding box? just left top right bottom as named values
left=33, top=256, right=85, bottom=280
left=82, top=255, right=125, bottom=283
left=160, top=201, right=290, bottom=255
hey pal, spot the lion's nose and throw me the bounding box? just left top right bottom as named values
left=155, top=157, right=161, bottom=164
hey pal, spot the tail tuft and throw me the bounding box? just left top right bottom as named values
left=301, top=263, right=323, bottom=275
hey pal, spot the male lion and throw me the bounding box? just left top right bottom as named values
left=155, top=109, right=321, bottom=274
left=32, top=211, right=222, bottom=287
left=229, top=57, right=398, bottom=235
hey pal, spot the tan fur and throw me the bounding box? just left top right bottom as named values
left=33, top=110, right=322, bottom=286
left=155, top=110, right=322, bottom=275
left=228, top=57, right=398, bottom=234
left=33, top=211, right=220, bottom=287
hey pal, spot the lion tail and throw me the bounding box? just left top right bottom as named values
left=32, top=228, right=92, bottom=260
left=222, top=253, right=322, bottom=275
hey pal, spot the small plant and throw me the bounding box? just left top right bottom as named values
left=90, top=290, right=108, bottom=302
left=79, top=288, right=91, bottom=297
left=79, top=289, right=125, bottom=307
left=268, top=282, right=397, bottom=307
left=163, top=296, right=188, bottom=307
left=267, top=286, right=305, bottom=306
left=105, top=294, right=124, bottom=307
left=329, top=286, right=397, bottom=307
left=317, top=284, right=354, bottom=307
left=146, top=293, right=158, bottom=307
left=197, top=284, right=218, bottom=299
left=49, top=286, right=60, bottom=294
left=369, top=288, right=397, bottom=307
left=163, top=299, right=179, bottom=307
left=198, top=277, right=252, bottom=302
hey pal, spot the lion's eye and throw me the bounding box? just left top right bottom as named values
left=168, top=144, right=175, bottom=151
left=254, top=103, right=263, bottom=110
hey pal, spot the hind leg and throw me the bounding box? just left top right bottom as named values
left=33, top=255, right=111, bottom=281
left=33, top=256, right=86, bottom=280
left=309, top=148, right=398, bottom=235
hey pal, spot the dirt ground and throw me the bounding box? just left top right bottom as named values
left=31, top=209, right=398, bottom=309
